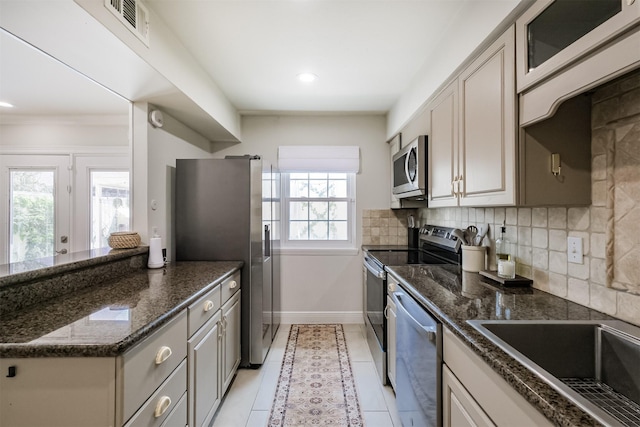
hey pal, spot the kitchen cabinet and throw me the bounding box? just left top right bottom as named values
left=386, top=272, right=400, bottom=389
left=516, top=0, right=640, bottom=93
left=221, top=290, right=241, bottom=393
left=188, top=312, right=222, bottom=427
left=385, top=294, right=397, bottom=389
left=443, top=365, right=494, bottom=427
left=442, top=327, right=552, bottom=427
left=429, top=26, right=517, bottom=207
left=389, top=134, right=402, bottom=209
left=428, top=80, right=458, bottom=207
left=188, top=272, right=241, bottom=427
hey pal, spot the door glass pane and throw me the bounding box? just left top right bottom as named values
left=90, top=171, right=130, bottom=249
left=10, top=170, right=55, bottom=263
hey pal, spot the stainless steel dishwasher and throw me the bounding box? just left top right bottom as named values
left=392, top=289, right=442, bottom=427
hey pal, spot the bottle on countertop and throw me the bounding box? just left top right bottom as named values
left=495, top=221, right=511, bottom=263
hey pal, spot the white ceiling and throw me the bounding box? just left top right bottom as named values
left=146, top=0, right=469, bottom=113
left=0, top=0, right=521, bottom=128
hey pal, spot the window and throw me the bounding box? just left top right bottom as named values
left=283, top=172, right=355, bottom=248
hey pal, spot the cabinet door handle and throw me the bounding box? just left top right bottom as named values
left=229, top=280, right=238, bottom=289
left=384, top=306, right=389, bottom=319
left=154, top=396, right=172, bottom=418
left=217, top=320, right=224, bottom=339
left=154, top=346, right=172, bottom=365
left=203, top=300, right=215, bottom=312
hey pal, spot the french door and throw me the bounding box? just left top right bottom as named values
left=0, top=155, right=71, bottom=264
left=0, top=154, right=130, bottom=264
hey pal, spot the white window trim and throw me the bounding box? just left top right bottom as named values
left=281, top=173, right=357, bottom=251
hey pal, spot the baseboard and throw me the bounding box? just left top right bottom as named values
left=278, top=311, right=364, bottom=325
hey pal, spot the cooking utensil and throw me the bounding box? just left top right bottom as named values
left=474, top=224, right=489, bottom=246
left=452, top=228, right=467, bottom=245
left=465, top=225, right=478, bottom=246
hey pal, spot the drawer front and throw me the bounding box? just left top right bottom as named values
left=221, top=272, right=241, bottom=304
left=125, top=360, right=187, bottom=427
left=188, top=284, right=221, bottom=337
left=122, top=311, right=187, bottom=422
left=159, top=392, right=187, bottom=427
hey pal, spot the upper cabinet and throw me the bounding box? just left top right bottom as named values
left=389, top=134, right=402, bottom=210
left=518, top=0, right=640, bottom=126
left=516, top=0, right=640, bottom=93
left=429, top=26, right=517, bottom=207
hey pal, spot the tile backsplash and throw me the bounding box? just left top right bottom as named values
left=361, top=209, right=416, bottom=246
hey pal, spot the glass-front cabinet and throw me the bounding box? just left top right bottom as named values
left=516, top=0, right=640, bottom=91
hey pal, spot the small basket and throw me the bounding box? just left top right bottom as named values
left=108, top=231, right=141, bottom=249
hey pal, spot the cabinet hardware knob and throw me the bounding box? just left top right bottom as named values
left=154, top=346, right=172, bottom=365
left=154, top=396, right=172, bottom=418
left=229, top=280, right=238, bottom=289
left=203, top=300, right=214, bottom=312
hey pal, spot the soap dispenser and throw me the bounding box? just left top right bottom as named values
left=148, top=227, right=165, bottom=269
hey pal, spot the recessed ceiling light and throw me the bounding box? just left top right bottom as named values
left=297, top=73, right=318, bottom=83
left=0, top=101, right=14, bottom=108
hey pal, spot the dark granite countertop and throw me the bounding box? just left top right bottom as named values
left=0, top=261, right=242, bottom=358
left=0, top=247, right=150, bottom=287
left=385, top=262, right=612, bottom=427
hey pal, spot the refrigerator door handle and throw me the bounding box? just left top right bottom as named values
left=264, top=225, right=271, bottom=257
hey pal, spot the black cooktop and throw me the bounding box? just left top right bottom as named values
left=367, top=225, right=463, bottom=267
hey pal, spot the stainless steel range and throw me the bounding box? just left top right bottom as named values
left=363, top=225, right=462, bottom=386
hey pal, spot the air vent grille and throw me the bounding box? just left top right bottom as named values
left=105, top=0, right=149, bottom=46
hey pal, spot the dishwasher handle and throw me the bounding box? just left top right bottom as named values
left=393, top=291, right=437, bottom=343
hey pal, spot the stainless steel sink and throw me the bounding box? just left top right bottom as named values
left=467, top=320, right=640, bottom=426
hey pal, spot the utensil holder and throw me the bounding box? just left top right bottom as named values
left=461, top=245, right=486, bottom=272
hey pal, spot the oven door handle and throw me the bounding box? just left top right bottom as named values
left=393, top=292, right=437, bottom=343
left=364, top=256, right=386, bottom=279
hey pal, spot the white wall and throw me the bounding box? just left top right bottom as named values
left=0, top=121, right=128, bottom=151
left=144, top=110, right=217, bottom=261
left=216, top=115, right=390, bottom=323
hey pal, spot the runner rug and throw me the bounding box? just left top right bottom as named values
left=268, top=324, right=364, bottom=426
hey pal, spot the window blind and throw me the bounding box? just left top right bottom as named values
left=277, top=146, right=360, bottom=173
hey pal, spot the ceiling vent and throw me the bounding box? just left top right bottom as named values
left=104, top=0, right=150, bottom=46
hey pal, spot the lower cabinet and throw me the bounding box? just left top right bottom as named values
left=188, top=274, right=241, bottom=427
left=385, top=294, right=397, bottom=389
left=442, top=327, right=552, bottom=427
left=221, top=291, right=241, bottom=393
left=188, top=312, right=222, bottom=427
left=443, top=365, right=494, bottom=427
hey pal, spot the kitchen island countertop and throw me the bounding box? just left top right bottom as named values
left=0, top=261, right=242, bottom=358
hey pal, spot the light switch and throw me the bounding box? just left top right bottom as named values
left=568, top=237, right=583, bottom=264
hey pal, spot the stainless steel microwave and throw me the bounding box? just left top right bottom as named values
left=392, top=135, right=427, bottom=200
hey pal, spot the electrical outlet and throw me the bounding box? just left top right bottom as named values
left=568, top=237, right=583, bottom=264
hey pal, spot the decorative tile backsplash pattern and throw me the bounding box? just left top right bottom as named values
left=407, top=70, right=639, bottom=326
left=361, top=209, right=416, bottom=246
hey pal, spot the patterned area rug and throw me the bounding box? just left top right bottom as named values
left=268, top=324, right=364, bottom=426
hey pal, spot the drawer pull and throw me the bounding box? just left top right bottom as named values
left=203, top=300, right=215, bottom=312
left=154, top=396, right=172, bottom=418
left=229, top=280, right=238, bottom=289
left=155, top=346, right=172, bottom=365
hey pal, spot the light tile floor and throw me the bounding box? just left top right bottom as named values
left=212, top=323, right=401, bottom=427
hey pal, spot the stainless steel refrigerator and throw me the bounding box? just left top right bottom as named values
left=175, top=156, right=280, bottom=367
